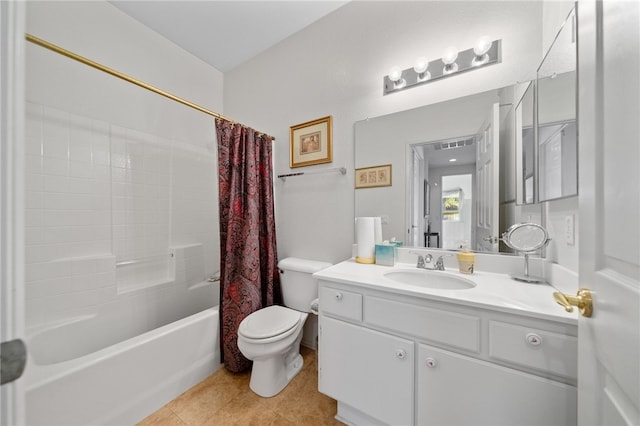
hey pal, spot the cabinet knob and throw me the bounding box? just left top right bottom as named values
left=395, top=349, right=406, bottom=359
left=425, top=357, right=437, bottom=368
left=334, top=292, right=343, bottom=301
left=525, top=333, right=543, bottom=346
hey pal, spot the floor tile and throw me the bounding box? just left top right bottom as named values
left=137, top=346, right=343, bottom=426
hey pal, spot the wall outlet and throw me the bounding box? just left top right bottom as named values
left=564, top=215, right=575, bottom=246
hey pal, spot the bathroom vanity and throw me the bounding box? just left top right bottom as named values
left=315, top=258, right=577, bottom=426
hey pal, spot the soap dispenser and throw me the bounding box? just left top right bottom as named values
left=456, top=247, right=475, bottom=274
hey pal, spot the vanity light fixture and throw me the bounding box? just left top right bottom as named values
left=383, top=37, right=502, bottom=95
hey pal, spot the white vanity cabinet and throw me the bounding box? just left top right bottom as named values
left=317, top=279, right=578, bottom=426
left=417, top=344, right=576, bottom=425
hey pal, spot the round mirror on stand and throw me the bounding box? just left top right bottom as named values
left=502, top=223, right=550, bottom=283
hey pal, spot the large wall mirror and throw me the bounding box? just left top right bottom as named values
left=537, top=7, right=577, bottom=202
left=355, top=85, right=542, bottom=254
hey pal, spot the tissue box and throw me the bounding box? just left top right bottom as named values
left=375, top=244, right=396, bottom=266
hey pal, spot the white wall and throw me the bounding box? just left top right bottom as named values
left=25, top=2, right=223, bottom=326
left=225, top=1, right=543, bottom=265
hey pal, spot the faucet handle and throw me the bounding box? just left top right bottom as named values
left=409, top=251, right=433, bottom=268
left=434, top=254, right=453, bottom=270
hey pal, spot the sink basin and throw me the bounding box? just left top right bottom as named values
left=383, top=269, right=476, bottom=290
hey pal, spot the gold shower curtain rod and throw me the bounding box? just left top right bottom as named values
left=25, top=33, right=274, bottom=140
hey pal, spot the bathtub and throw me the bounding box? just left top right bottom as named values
left=24, top=306, right=220, bottom=425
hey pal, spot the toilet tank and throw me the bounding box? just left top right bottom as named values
left=278, top=257, right=332, bottom=312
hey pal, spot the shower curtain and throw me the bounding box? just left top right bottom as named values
left=215, top=118, right=281, bottom=373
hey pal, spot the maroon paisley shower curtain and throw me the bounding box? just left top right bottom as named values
left=216, top=118, right=281, bottom=373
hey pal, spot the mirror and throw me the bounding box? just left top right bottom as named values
left=515, top=81, right=535, bottom=205
left=355, top=86, right=543, bottom=254
left=537, top=7, right=577, bottom=202
left=503, top=222, right=550, bottom=253
left=503, top=222, right=550, bottom=283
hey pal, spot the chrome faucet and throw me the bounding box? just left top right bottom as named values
left=433, top=256, right=445, bottom=271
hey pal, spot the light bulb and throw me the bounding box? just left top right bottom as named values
left=388, top=66, right=403, bottom=82
left=413, top=57, right=429, bottom=74
left=442, top=47, right=458, bottom=65
left=474, top=36, right=493, bottom=56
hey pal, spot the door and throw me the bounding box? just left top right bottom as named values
left=0, top=1, right=26, bottom=425
left=475, top=103, right=500, bottom=252
left=576, top=1, right=640, bottom=424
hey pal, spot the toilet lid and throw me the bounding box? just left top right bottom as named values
left=239, top=305, right=301, bottom=340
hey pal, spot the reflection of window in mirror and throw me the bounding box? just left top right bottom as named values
left=442, top=189, right=461, bottom=222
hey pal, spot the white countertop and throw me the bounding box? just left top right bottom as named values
left=314, top=259, right=578, bottom=325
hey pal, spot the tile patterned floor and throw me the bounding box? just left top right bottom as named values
left=137, top=346, right=344, bottom=426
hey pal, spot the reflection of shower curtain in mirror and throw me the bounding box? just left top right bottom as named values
left=216, top=118, right=281, bottom=373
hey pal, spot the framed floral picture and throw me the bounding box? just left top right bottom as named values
left=355, top=164, right=392, bottom=189
left=290, top=116, right=332, bottom=168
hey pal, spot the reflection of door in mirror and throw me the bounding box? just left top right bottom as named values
left=408, top=146, right=424, bottom=247
left=475, top=103, right=500, bottom=252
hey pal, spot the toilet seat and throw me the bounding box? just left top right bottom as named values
left=239, top=306, right=301, bottom=341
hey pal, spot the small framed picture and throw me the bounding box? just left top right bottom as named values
left=355, top=164, right=392, bottom=189
left=290, top=116, right=333, bottom=168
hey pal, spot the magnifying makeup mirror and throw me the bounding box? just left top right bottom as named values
left=502, top=223, right=550, bottom=283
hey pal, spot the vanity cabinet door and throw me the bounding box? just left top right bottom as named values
left=319, top=316, right=414, bottom=426
left=417, top=344, right=577, bottom=426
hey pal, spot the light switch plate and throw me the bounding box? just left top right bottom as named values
left=565, top=215, right=575, bottom=245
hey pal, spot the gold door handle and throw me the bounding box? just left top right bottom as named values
left=553, top=288, right=593, bottom=317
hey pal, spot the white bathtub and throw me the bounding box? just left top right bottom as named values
left=24, top=306, right=220, bottom=425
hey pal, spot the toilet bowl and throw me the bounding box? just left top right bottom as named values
left=237, top=257, right=331, bottom=397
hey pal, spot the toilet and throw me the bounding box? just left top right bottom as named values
left=237, top=257, right=331, bottom=397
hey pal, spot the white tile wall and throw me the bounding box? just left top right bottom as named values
left=172, top=244, right=206, bottom=288
left=24, top=102, right=219, bottom=328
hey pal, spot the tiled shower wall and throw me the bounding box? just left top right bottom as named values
left=24, top=102, right=220, bottom=328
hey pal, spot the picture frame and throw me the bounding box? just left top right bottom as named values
left=290, top=115, right=333, bottom=168
left=355, top=164, right=392, bottom=189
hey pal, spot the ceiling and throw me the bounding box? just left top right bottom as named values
left=110, top=1, right=349, bottom=72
